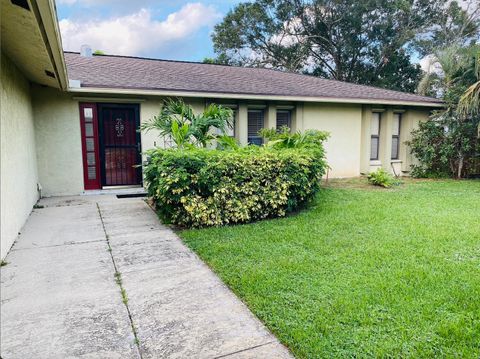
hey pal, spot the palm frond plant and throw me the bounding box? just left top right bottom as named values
left=141, top=98, right=234, bottom=148
left=140, top=98, right=194, bottom=138
left=459, top=49, right=480, bottom=116
left=417, top=46, right=473, bottom=98
left=189, top=104, right=234, bottom=147
left=259, top=127, right=329, bottom=149
left=170, top=121, right=192, bottom=149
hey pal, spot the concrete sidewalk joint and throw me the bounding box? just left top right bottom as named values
left=1, top=195, right=292, bottom=358
left=96, top=202, right=142, bottom=358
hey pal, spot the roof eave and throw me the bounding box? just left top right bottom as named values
left=67, top=87, right=444, bottom=108
left=32, top=0, right=69, bottom=90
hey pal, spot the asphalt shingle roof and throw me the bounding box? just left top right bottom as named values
left=65, top=52, right=442, bottom=105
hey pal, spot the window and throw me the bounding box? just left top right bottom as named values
left=370, top=112, right=381, bottom=160
left=276, top=110, right=291, bottom=131
left=391, top=113, right=401, bottom=160
left=80, top=103, right=101, bottom=190
left=248, top=110, right=264, bottom=145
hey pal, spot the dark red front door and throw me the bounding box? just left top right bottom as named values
left=99, top=104, right=142, bottom=186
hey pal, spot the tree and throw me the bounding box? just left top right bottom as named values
left=202, top=54, right=232, bottom=65
left=141, top=98, right=234, bottom=148
left=459, top=51, right=480, bottom=115
left=211, top=0, right=476, bottom=92
left=414, top=0, right=480, bottom=58
left=410, top=45, right=480, bottom=178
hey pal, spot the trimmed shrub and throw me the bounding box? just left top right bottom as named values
left=144, top=146, right=327, bottom=227
left=367, top=168, right=398, bottom=188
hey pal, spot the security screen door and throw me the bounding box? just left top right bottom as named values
left=98, top=104, right=142, bottom=186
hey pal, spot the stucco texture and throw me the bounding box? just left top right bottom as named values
left=32, top=85, right=83, bottom=196
left=30, top=92, right=432, bottom=197
left=1, top=52, right=39, bottom=259
left=303, top=103, right=363, bottom=177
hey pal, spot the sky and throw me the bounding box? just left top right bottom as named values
left=56, top=0, right=244, bottom=61
left=56, top=0, right=476, bottom=69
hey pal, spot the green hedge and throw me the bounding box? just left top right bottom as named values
left=144, top=146, right=327, bottom=227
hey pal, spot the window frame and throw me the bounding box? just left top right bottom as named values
left=370, top=112, right=381, bottom=161
left=391, top=113, right=401, bottom=160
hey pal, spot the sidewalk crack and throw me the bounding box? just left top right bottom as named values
left=212, top=341, right=275, bottom=359
left=96, top=202, right=143, bottom=359
left=11, top=239, right=104, bottom=251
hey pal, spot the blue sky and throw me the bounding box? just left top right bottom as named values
left=56, top=0, right=244, bottom=61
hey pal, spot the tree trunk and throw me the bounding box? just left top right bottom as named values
left=457, top=155, right=464, bottom=179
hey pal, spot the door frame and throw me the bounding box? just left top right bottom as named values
left=97, top=103, right=142, bottom=187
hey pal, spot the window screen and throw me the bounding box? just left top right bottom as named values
left=391, top=113, right=401, bottom=159
left=248, top=110, right=264, bottom=145
left=276, top=110, right=291, bottom=131
left=370, top=113, right=381, bottom=160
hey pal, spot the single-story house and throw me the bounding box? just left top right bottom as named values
left=0, top=0, right=443, bottom=258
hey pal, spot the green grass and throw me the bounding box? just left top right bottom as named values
left=179, top=179, right=480, bottom=358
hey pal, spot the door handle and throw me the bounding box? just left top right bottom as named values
left=137, top=143, right=141, bottom=152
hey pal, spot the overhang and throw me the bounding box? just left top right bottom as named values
left=68, top=87, right=445, bottom=108
left=1, top=0, right=67, bottom=89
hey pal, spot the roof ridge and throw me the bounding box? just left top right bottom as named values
left=63, top=51, right=237, bottom=69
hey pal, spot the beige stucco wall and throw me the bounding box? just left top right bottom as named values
left=303, top=103, right=363, bottom=177
left=31, top=92, right=205, bottom=196
left=30, top=90, right=433, bottom=197
left=32, top=85, right=84, bottom=196
left=400, top=108, right=430, bottom=173
left=1, top=52, right=39, bottom=259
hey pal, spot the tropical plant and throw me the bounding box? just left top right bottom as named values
left=459, top=50, right=480, bottom=115
left=259, top=127, right=329, bottom=149
left=417, top=46, right=478, bottom=100
left=216, top=135, right=240, bottom=150
left=141, top=98, right=234, bottom=148
left=412, top=45, right=480, bottom=178
left=367, top=168, right=397, bottom=188
left=170, top=121, right=191, bottom=149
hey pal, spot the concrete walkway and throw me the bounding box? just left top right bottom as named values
left=1, top=195, right=292, bottom=358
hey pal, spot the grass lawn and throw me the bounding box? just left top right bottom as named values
left=179, top=179, right=480, bottom=358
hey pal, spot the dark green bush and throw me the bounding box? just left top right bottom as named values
left=144, top=146, right=327, bottom=227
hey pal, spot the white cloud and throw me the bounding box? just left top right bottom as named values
left=57, top=0, right=78, bottom=4
left=59, top=3, right=221, bottom=56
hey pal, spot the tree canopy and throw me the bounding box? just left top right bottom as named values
left=211, top=0, right=479, bottom=92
